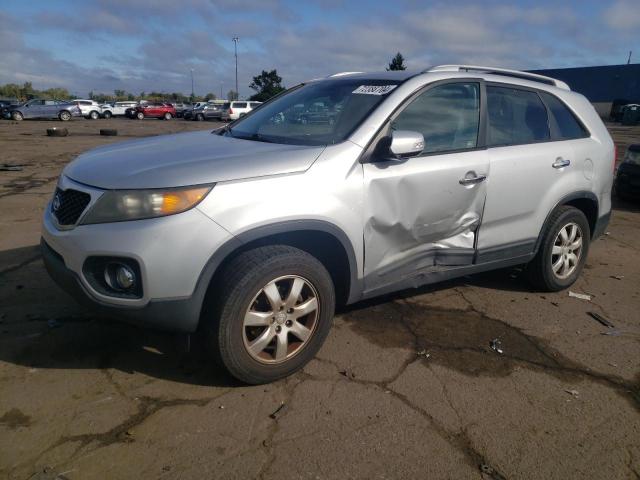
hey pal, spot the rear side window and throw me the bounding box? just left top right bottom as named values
left=234, top=102, right=247, bottom=108
left=538, top=92, right=588, bottom=140
left=487, top=86, right=550, bottom=146
left=391, top=82, right=480, bottom=154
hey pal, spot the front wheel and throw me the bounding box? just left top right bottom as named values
left=196, top=113, right=204, bottom=121
left=526, top=206, right=590, bottom=291
left=136, top=112, right=144, bottom=120
left=89, top=110, right=99, bottom=120
left=11, top=111, right=23, bottom=121
left=102, top=111, right=112, bottom=119
left=206, top=245, right=335, bottom=384
left=59, top=111, right=71, bottom=121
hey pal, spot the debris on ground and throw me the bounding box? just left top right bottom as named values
left=489, top=339, right=503, bottom=354
left=564, top=389, right=579, bottom=397
left=551, top=301, right=560, bottom=307
left=0, top=164, right=24, bottom=171
left=339, top=368, right=357, bottom=379
left=569, top=291, right=591, bottom=301
left=610, top=275, right=624, bottom=280
left=587, top=311, right=615, bottom=329
left=269, top=402, right=288, bottom=420
left=416, top=349, right=430, bottom=358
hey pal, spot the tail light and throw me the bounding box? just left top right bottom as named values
left=228, top=108, right=233, bottom=114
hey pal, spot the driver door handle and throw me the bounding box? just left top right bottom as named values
left=552, top=158, right=571, bottom=169
left=459, top=173, right=487, bottom=186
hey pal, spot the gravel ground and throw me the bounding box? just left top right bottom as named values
left=0, top=118, right=639, bottom=480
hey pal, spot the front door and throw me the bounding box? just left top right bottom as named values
left=363, top=81, right=489, bottom=293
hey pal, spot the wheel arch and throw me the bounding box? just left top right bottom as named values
left=534, top=191, right=599, bottom=254
left=194, top=220, right=361, bottom=330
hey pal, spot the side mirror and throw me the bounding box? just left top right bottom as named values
left=388, top=130, right=424, bottom=159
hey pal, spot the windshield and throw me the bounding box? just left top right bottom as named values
left=224, top=79, right=399, bottom=146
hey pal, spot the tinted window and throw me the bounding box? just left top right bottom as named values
left=250, top=102, right=261, bottom=108
left=487, top=86, right=549, bottom=146
left=539, top=92, right=588, bottom=140
left=391, top=82, right=480, bottom=154
left=234, top=102, right=247, bottom=108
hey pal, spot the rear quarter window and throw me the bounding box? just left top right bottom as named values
left=234, top=102, right=247, bottom=108
left=487, top=86, right=550, bottom=147
left=539, top=92, right=589, bottom=140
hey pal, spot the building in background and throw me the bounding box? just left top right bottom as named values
left=529, top=63, right=640, bottom=118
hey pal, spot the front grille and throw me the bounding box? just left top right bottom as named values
left=52, top=188, right=91, bottom=225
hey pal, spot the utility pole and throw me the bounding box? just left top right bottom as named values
left=233, top=36, right=239, bottom=99
left=220, top=82, right=223, bottom=100
left=628, top=50, right=633, bottom=65
left=190, top=68, right=194, bottom=99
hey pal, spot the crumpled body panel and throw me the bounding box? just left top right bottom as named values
left=363, top=150, right=489, bottom=291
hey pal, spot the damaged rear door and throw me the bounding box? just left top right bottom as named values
left=362, top=80, right=488, bottom=292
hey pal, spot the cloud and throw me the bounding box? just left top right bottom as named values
left=604, top=1, right=640, bottom=30
left=1, top=1, right=638, bottom=97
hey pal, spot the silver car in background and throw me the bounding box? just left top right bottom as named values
left=4, top=99, right=81, bottom=121
left=41, top=65, right=613, bottom=384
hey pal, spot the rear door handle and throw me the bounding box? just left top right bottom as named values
left=459, top=173, right=487, bottom=186
left=552, top=158, right=571, bottom=169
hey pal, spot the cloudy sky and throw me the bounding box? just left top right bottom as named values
left=1, top=0, right=639, bottom=98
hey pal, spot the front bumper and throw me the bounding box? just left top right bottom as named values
left=42, top=179, right=234, bottom=331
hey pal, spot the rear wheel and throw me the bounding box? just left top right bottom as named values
left=205, top=245, right=335, bottom=384
left=196, top=113, right=204, bottom=121
left=102, top=111, right=112, bottom=119
left=163, top=112, right=172, bottom=120
left=59, top=111, right=71, bottom=121
left=89, top=110, right=99, bottom=120
left=527, top=206, right=590, bottom=291
left=12, top=111, right=23, bottom=121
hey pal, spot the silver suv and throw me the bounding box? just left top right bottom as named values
left=42, top=65, right=613, bottom=384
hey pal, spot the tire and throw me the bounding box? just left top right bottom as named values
left=136, top=112, right=144, bottom=120
left=102, top=111, right=112, bottom=119
left=526, top=206, right=590, bottom=291
left=163, top=112, right=172, bottom=120
left=205, top=245, right=335, bottom=384
left=100, top=129, right=117, bottom=136
left=196, top=113, right=204, bottom=121
left=47, top=127, right=68, bottom=137
left=89, top=110, right=99, bottom=120
left=59, top=111, right=71, bottom=121
left=11, top=111, right=23, bottom=121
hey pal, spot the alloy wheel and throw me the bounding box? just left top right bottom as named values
left=551, top=222, right=583, bottom=279
left=242, top=275, right=319, bottom=364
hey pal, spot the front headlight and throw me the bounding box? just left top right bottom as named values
left=81, top=185, right=213, bottom=224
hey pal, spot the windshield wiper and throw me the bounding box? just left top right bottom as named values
left=230, top=132, right=275, bottom=143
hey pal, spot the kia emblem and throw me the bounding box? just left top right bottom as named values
left=52, top=194, right=61, bottom=212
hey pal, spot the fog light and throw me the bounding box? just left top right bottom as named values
left=104, top=263, right=136, bottom=291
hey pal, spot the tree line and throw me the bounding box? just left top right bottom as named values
left=0, top=53, right=407, bottom=103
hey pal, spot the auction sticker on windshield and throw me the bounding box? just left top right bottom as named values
left=352, top=85, right=397, bottom=95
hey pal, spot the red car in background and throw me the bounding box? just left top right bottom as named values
left=129, top=102, right=176, bottom=120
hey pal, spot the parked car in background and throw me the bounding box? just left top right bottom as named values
left=615, top=144, right=640, bottom=200
left=40, top=65, right=613, bottom=384
left=100, top=101, right=138, bottom=119
left=131, top=102, right=176, bottom=120
left=221, top=101, right=262, bottom=121
left=295, top=103, right=338, bottom=125
left=0, top=98, right=19, bottom=119
left=3, top=99, right=81, bottom=121
left=73, top=99, right=103, bottom=120
left=173, top=103, right=192, bottom=118
left=190, top=103, right=226, bottom=121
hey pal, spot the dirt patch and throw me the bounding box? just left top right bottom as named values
left=0, top=408, right=32, bottom=429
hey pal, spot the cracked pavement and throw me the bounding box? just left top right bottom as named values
left=0, top=119, right=639, bottom=479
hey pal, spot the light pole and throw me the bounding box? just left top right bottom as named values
left=220, top=82, right=223, bottom=100
left=232, top=36, right=239, bottom=99
left=190, top=68, right=194, bottom=99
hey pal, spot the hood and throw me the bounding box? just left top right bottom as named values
left=63, top=130, right=325, bottom=189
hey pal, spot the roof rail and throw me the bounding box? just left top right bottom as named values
left=426, top=65, right=570, bottom=90
left=328, top=71, right=364, bottom=77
